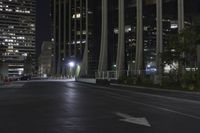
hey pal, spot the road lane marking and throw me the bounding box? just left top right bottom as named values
left=76, top=82, right=200, bottom=104
left=116, top=112, right=151, bottom=127
left=106, top=92, right=200, bottom=120
left=111, top=83, right=200, bottom=95
left=110, top=85, right=200, bottom=105
left=75, top=83, right=200, bottom=120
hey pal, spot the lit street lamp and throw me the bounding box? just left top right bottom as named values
left=68, top=61, right=75, bottom=68
left=67, top=61, right=76, bottom=78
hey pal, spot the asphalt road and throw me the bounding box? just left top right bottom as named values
left=0, top=81, right=200, bottom=133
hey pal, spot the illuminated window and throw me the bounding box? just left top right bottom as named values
left=72, top=13, right=81, bottom=19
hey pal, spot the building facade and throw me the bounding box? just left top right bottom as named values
left=52, top=0, right=101, bottom=77
left=52, top=0, right=200, bottom=78
left=0, top=0, right=36, bottom=77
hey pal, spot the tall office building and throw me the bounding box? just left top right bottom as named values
left=52, top=0, right=101, bottom=77
left=52, top=0, right=200, bottom=78
left=0, top=0, right=36, bottom=77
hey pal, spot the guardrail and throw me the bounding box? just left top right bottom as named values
left=95, top=70, right=149, bottom=80
left=95, top=71, right=118, bottom=80
left=76, top=78, right=96, bottom=84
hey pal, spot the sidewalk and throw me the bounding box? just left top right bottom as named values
left=0, top=81, right=25, bottom=88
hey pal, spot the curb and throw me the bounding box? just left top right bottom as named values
left=110, top=83, right=200, bottom=95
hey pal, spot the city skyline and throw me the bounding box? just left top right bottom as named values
left=0, top=0, right=200, bottom=78
left=51, top=0, right=200, bottom=79
left=0, top=1, right=200, bottom=132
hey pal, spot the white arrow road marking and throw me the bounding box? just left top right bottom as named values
left=116, top=112, right=151, bottom=127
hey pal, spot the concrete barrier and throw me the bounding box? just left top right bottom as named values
left=76, top=78, right=96, bottom=84
left=96, top=79, right=109, bottom=85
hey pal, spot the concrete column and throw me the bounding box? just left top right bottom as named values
left=64, top=0, right=67, bottom=58
left=178, top=0, right=185, bottom=74
left=116, top=0, right=125, bottom=78
left=85, top=0, right=88, bottom=75
left=62, top=0, right=67, bottom=75
left=80, top=0, right=83, bottom=55
left=80, top=0, right=88, bottom=76
left=57, top=0, right=61, bottom=74
left=178, top=0, right=184, bottom=32
left=74, top=0, right=77, bottom=57
left=98, top=0, right=108, bottom=72
left=53, top=0, right=57, bottom=74
left=68, top=0, right=72, bottom=56
left=156, top=0, right=163, bottom=83
left=135, top=0, right=143, bottom=76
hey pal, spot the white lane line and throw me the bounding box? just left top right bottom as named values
left=111, top=83, right=200, bottom=95
left=105, top=91, right=200, bottom=120
left=111, top=84, right=200, bottom=104
left=77, top=83, right=200, bottom=104
left=116, top=112, right=151, bottom=127
left=75, top=83, right=200, bottom=120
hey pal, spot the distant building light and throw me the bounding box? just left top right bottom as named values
left=22, top=53, right=28, bottom=57
left=171, top=24, right=178, bottom=29
left=171, top=49, right=176, bottom=52
left=6, top=8, right=12, bottom=12
left=19, top=71, right=23, bottom=75
left=125, top=25, right=131, bottom=32
left=114, top=28, right=118, bottom=34
left=72, top=13, right=81, bottom=19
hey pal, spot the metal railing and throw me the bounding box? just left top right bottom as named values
left=95, top=71, right=118, bottom=80
left=95, top=70, right=150, bottom=80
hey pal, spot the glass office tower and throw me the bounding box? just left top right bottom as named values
left=52, top=0, right=200, bottom=77
left=0, top=0, right=36, bottom=77
left=52, top=0, right=101, bottom=76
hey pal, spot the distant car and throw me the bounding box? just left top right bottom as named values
left=20, top=75, right=31, bottom=80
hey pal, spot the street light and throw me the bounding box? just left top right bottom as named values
left=68, top=61, right=75, bottom=68
left=68, top=61, right=75, bottom=79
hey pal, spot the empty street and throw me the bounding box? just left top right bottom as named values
left=0, top=81, right=200, bottom=133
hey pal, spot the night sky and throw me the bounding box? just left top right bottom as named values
left=36, top=0, right=52, bottom=57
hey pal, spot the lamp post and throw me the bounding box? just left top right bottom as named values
left=68, top=61, right=75, bottom=78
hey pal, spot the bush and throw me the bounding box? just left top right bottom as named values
left=119, top=75, right=137, bottom=85
left=117, top=70, right=200, bottom=92
left=194, top=69, right=200, bottom=90
left=180, top=71, right=196, bottom=91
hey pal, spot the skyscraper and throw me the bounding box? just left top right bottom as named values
left=52, top=0, right=101, bottom=77
left=52, top=0, right=200, bottom=78
left=0, top=0, right=36, bottom=77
